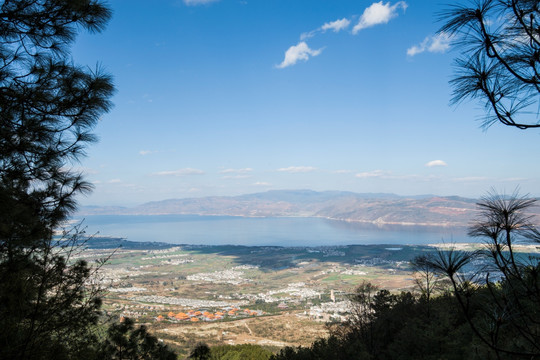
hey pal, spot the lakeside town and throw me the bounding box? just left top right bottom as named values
left=72, top=237, right=540, bottom=353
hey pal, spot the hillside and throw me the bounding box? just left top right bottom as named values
left=77, top=190, right=491, bottom=227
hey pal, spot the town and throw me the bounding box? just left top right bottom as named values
left=74, top=239, right=450, bottom=351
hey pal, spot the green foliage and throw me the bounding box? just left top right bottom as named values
left=187, top=343, right=273, bottom=360
left=272, top=284, right=480, bottom=360
left=0, top=0, right=114, bottom=241
left=421, top=191, right=540, bottom=358
left=0, top=2, right=177, bottom=360
left=0, top=229, right=104, bottom=359
left=99, top=317, right=177, bottom=360
left=272, top=192, right=540, bottom=359
left=275, top=236, right=540, bottom=360
left=209, top=344, right=273, bottom=360
left=0, top=1, right=114, bottom=357
left=189, top=343, right=210, bottom=360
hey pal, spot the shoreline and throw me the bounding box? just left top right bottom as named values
left=75, top=212, right=470, bottom=229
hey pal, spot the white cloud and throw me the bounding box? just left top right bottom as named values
left=352, top=1, right=408, bottom=34
left=139, top=150, right=156, bottom=156
left=277, top=166, right=318, bottom=173
left=153, top=168, right=205, bottom=176
left=333, top=169, right=353, bottom=174
left=301, top=17, right=351, bottom=40
left=355, top=169, right=389, bottom=178
left=407, top=32, right=451, bottom=56
left=107, top=179, right=122, bottom=184
left=452, top=176, right=488, bottom=182
left=219, top=168, right=253, bottom=174
left=300, top=30, right=317, bottom=40
left=222, top=175, right=252, bottom=179
left=321, top=18, right=351, bottom=33
left=500, top=177, right=527, bottom=182
left=428, top=33, right=451, bottom=52
left=183, top=0, right=219, bottom=6
left=406, top=44, right=423, bottom=57
left=355, top=170, right=444, bottom=182
left=254, top=182, right=272, bottom=186
left=276, top=42, right=323, bottom=69
left=425, top=160, right=447, bottom=167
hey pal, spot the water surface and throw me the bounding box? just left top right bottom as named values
left=75, top=215, right=470, bottom=247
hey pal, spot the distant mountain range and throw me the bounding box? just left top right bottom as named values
left=76, top=190, right=507, bottom=227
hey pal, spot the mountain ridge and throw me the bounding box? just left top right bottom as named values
left=76, top=190, right=492, bottom=227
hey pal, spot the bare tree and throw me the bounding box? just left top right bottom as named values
left=410, top=254, right=448, bottom=317
left=440, top=0, right=540, bottom=129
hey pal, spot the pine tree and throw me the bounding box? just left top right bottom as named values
left=421, top=191, right=540, bottom=358
left=0, top=1, right=114, bottom=358
left=440, top=0, right=540, bottom=129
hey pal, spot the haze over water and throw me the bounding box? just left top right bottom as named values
left=79, top=215, right=470, bottom=247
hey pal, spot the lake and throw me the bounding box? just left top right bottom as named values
left=73, top=215, right=471, bottom=247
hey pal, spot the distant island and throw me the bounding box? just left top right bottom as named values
left=76, top=189, right=531, bottom=228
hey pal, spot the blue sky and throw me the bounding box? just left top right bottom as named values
left=72, top=0, right=540, bottom=206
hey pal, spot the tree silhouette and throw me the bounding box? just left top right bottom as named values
left=440, top=0, right=540, bottom=129
left=99, top=317, right=177, bottom=360
left=188, top=342, right=210, bottom=360
left=421, top=191, right=540, bottom=358
left=0, top=1, right=115, bottom=358
left=272, top=283, right=476, bottom=360
left=410, top=254, right=447, bottom=317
